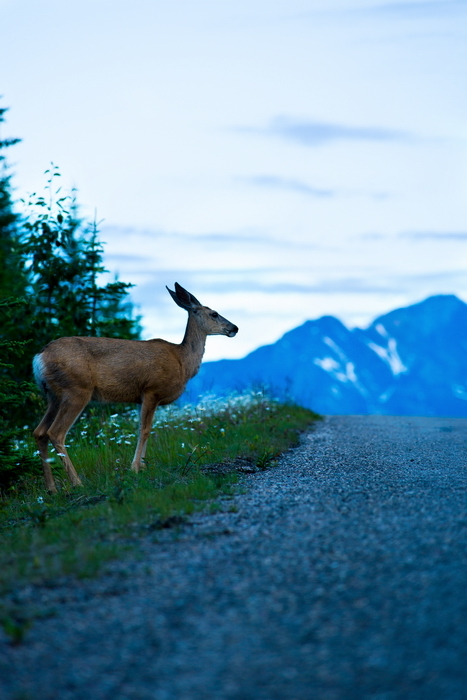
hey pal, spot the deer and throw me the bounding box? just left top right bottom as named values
left=33, top=283, right=238, bottom=492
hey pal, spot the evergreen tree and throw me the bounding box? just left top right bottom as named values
left=21, top=166, right=141, bottom=348
left=0, top=299, right=40, bottom=491
left=0, top=106, right=27, bottom=301
left=0, top=106, right=37, bottom=433
left=0, top=108, right=141, bottom=440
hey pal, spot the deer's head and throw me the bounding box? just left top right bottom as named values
left=167, top=283, right=239, bottom=337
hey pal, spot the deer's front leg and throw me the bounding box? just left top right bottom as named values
left=131, top=396, right=158, bottom=472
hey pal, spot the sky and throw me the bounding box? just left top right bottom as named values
left=1, top=0, right=466, bottom=360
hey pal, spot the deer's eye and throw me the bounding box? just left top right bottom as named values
left=211, top=312, right=219, bottom=319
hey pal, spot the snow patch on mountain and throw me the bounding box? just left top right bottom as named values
left=315, top=338, right=366, bottom=395
left=452, top=384, right=467, bottom=401
left=375, top=323, right=388, bottom=338
left=314, top=357, right=339, bottom=373
left=367, top=338, right=407, bottom=375
left=314, top=355, right=357, bottom=384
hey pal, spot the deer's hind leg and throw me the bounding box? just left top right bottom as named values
left=34, top=397, right=61, bottom=493
left=46, top=391, right=92, bottom=488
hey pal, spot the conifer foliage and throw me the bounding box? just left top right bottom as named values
left=0, top=107, right=27, bottom=302
left=21, top=165, right=141, bottom=349
left=0, top=106, right=141, bottom=488
left=0, top=299, right=40, bottom=490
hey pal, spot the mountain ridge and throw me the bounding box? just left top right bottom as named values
left=184, top=294, right=467, bottom=417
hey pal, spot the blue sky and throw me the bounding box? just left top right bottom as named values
left=1, top=0, right=466, bottom=359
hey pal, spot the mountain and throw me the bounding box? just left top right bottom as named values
left=184, top=295, right=467, bottom=417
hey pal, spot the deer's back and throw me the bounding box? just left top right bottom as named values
left=37, top=336, right=186, bottom=404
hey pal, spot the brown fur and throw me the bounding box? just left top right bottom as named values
left=33, top=284, right=238, bottom=492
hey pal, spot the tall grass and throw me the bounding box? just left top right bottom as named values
left=0, top=391, right=318, bottom=595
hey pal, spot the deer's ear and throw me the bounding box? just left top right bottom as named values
left=175, top=282, right=202, bottom=307
left=167, top=283, right=202, bottom=310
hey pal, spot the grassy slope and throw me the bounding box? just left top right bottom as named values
left=0, top=393, right=319, bottom=597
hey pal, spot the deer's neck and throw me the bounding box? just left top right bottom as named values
left=180, top=314, right=207, bottom=380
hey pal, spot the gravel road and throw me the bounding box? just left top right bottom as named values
left=1, top=415, right=467, bottom=700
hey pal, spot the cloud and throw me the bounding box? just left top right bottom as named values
left=359, top=230, right=467, bottom=241
left=245, top=175, right=334, bottom=197
left=359, top=232, right=389, bottom=240
left=243, top=279, right=400, bottom=294
left=239, top=116, right=411, bottom=147
left=288, top=0, right=466, bottom=23
left=101, top=226, right=323, bottom=264
left=400, top=231, right=467, bottom=240
left=103, top=225, right=281, bottom=247
left=365, top=1, right=466, bottom=19
left=102, top=253, right=148, bottom=264
left=130, top=270, right=409, bottom=297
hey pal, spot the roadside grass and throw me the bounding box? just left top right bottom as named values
left=0, top=392, right=319, bottom=598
